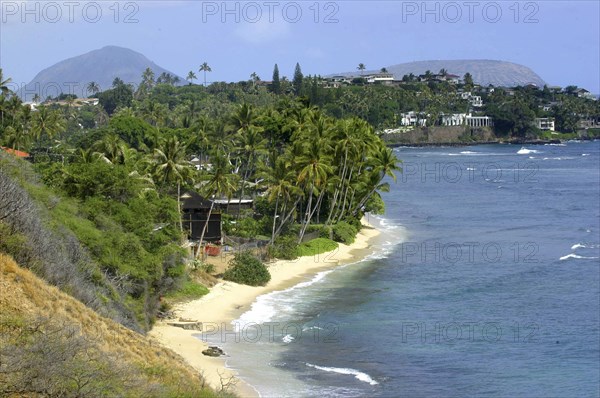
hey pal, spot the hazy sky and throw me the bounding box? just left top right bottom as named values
left=1, top=1, right=599, bottom=92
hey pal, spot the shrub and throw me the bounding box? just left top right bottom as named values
left=332, top=221, right=358, bottom=245
left=223, top=252, right=271, bottom=286
left=297, top=238, right=338, bottom=257
left=268, top=235, right=299, bottom=260
left=318, top=225, right=333, bottom=239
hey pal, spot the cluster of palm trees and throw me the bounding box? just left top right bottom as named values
left=164, top=102, right=402, bottom=245
left=0, top=70, right=67, bottom=152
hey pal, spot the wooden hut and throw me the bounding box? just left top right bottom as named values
left=181, top=191, right=222, bottom=242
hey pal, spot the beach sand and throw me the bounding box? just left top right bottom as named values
left=149, top=223, right=382, bottom=397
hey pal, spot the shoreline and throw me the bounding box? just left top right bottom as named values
left=149, top=222, right=383, bottom=397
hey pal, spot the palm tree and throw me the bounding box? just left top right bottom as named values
left=357, top=63, right=366, bottom=76
left=112, top=77, right=124, bottom=88
left=186, top=71, right=197, bottom=85
left=93, top=132, right=127, bottom=164
left=353, top=146, right=401, bottom=214
left=87, top=81, right=100, bottom=96
left=32, top=94, right=41, bottom=104
left=30, top=106, right=66, bottom=142
left=380, top=67, right=388, bottom=73
left=259, top=156, right=298, bottom=244
left=151, top=136, right=191, bottom=186
left=296, top=138, right=333, bottom=242
left=0, top=68, right=13, bottom=96
left=197, top=150, right=238, bottom=250
left=230, top=104, right=266, bottom=215
left=4, top=126, right=30, bottom=152
left=152, top=136, right=193, bottom=232
left=199, top=62, right=212, bottom=86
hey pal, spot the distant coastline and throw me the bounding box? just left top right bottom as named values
left=382, top=125, right=599, bottom=148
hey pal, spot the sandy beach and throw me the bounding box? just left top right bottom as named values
left=149, top=223, right=382, bottom=397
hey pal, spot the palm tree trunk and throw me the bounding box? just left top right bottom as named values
left=274, top=197, right=301, bottom=239
left=270, top=194, right=280, bottom=245
left=299, top=189, right=325, bottom=242
left=298, top=185, right=314, bottom=243
left=177, top=182, right=183, bottom=234
left=197, top=199, right=215, bottom=259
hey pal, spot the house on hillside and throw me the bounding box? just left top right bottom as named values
left=400, top=111, right=427, bottom=126
left=180, top=191, right=222, bottom=242
left=575, top=88, right=596, bottom=100
left=534, top=118, right=555, bottom=131
left=445, top=74, right=461, bottom=84
left=366, top=73, right=394, bottom=84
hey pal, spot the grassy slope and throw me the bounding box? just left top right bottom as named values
left=0, top=254, right=229, bottom=398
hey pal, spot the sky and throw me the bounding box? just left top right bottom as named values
left=1, top=0, right=599, bottom=93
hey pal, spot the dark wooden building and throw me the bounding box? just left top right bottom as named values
left=181, top=191, right=222, bottom=242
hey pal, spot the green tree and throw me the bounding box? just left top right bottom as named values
left=296, top=132, right=333, bottom=242
left=152, top=136, right=193, bottom=232
left=199, top=62, right=212, bottom=86
left=98, top=82, right=133, bottom=115
left=186, top=71, right=197, bottom=85
left=0, top=68, right=13, bottom=96
left=463, top=72, right=474, bottom=90
left=353, top=146, right=401, bottom=214
left=87, top=81, right=100, bottom=96
left=271, top=64, right=281, bottom=94
left=197, top=150, right=238, bottom=249
left=357, top=63, right=366, bottom=76
left=93, top=132, right=128, bottom=164
left=31, top=106, right=66, bottom=142
left=136, top=68, right=155, bottom=99
left=293, top=63, right=304, bottom=95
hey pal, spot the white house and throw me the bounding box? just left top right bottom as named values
left=400, top=111, right=427, bottom=127
left=366, top=73, right=394, bottom=84
left=465, top=115, right=493, bottom=127
left=458, top=92, right=483, bottom=107
left=534, top=118, right=555, bottom=131
left=440, top=113, right=468, bottom=126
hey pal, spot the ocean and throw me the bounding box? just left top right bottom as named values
left=205, top=141, right=600, bottom=397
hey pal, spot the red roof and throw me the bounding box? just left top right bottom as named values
left=1, top=147, right=30, bottom=158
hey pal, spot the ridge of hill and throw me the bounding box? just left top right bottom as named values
left=0, top=254, right=228, bottom=397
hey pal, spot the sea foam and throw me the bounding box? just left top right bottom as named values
left=559, top=253, right=600, bottom=261
left=306, top=363, right=379, bottom=385
left=517, top=147, right=540, bottom=155
left=234, top=269, right=333, bottom=326
left=282, top=334, right=294, bottom=343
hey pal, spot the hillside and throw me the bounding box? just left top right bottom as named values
left=0, top=254, right=229, bottom=397
left=334, top=59, right=546, bottom=87
left=18, top=46, right=183, bottom=101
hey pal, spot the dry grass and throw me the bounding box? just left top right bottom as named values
left=0, top=254, right=226, bottom=397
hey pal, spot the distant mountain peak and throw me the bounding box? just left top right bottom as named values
left=334, top=59, right=546, bottom=87
left=18, top=46, right=183, bottom=101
